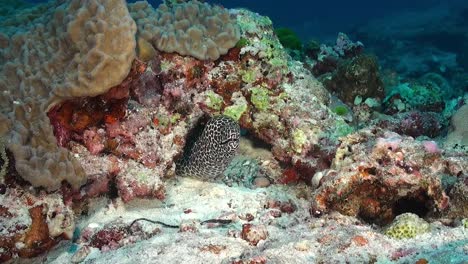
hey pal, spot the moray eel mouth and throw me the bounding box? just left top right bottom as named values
left=176, top=115, right=240, bottom=180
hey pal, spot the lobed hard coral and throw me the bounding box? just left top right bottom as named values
left=0, top=0, right=136, bottom=191
left=129, top=0, right=240, bottom=60
left=446, top=103, right=468, bottom=148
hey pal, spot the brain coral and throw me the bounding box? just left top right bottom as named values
left=129, top=0, right=240, bottom=60
left=0, top=0, right=136, bottom=191
left=384, top=213, right=430, bottom=239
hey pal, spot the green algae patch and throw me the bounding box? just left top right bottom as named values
left=332, top=105, right=348, bottom=116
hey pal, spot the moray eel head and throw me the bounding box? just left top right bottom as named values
left=176, top=115, right=240, bottom=180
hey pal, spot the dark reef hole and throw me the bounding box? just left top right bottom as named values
left=2, top=148, right=29, bottom=188
left=108, top=178, right=119, bottom=200
left=176, top=115, right=210, bottom=165
left=241, top=132, right=272, bottom=151
left=393, top=194, right=431, bottom=218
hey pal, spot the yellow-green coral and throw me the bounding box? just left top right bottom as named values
left=241, top=69, right=257, bottom=84
left=384, top=213, right=430, bottom=239
left=224, top=91, right=248, bottom=121
left=292, top=129, right=307, bottom=153
left=170, top=113, right=181, bottom=124
left=205, top=91, right=223, bottom=111
left=224, top=103, right=247, bottom=121
left=250, top=87, right=270, bottom=111
left=236, top=9, right=272, bottom=35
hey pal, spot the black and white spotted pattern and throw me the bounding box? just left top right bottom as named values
left=176, top=115, right=240, bottom=180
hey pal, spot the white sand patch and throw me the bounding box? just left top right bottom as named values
left=25, top=177, right=468, bottom=264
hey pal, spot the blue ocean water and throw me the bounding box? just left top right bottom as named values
left=22, top=0, right=468, bottom=76
left=24, top=0, right=465, bottom=41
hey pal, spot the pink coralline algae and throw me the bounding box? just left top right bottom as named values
left=46, top=57, right=184, bottom=202
left=310, top=128, right=456, bottom=225
left=395, top=111, right=441, bottom=138
left=374, top=111, right=442, bottom=138
left=422, top=140, right=440, bottom=154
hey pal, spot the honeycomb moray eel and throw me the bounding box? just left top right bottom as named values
left=176, top=115, right=240, bottom=180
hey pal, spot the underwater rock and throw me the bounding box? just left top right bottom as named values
left=0, top=189, right=75, bottom=261
left=320, top=54, right=384, bottom=105
left=82, top=220, right=159, bottom=252
left=375, top=111, right=442, bottom=138
left=306, top=32, right=364, bottom=77
left=241, top=223, right=269, bottom=246
left=446, top=179, right=468, bottom=219
left=310, top=128, right=456, bottom=225
left=383, top=80, right=447, bottom=114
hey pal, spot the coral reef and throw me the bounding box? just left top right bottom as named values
left=0, top=0, right=466, bottom=262
left=305, top=32, right=364, bottom=77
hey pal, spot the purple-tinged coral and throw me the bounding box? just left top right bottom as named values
left=306, top=33, right=364, bottom=77
left=376, top=111, right=442, bottom=138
